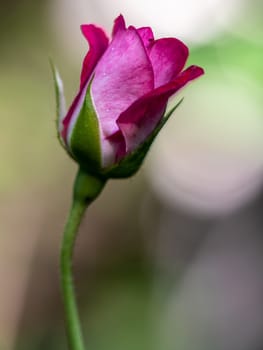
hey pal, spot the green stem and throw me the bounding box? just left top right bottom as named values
left=60, top=167, right=106, bottom=350
left=60, top=198, right=86, bottom=350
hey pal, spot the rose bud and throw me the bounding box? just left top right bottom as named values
left=52, top=15, right=204, bottom=178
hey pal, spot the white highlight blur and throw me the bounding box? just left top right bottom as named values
left=51, top=0, right=245, bottom=61
left=93, top=0, right=245, bottom=42
left=147, top=70, right=263, bottom=217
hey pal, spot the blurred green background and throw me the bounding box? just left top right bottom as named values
left=1, top=1, right=263, bottom=349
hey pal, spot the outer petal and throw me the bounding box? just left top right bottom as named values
left=149, top=38, right=189, bottom=88
left=80, top=24, right=109, bottom=89
left=117, top=65, right=204, bottom=153
left=62, top=24, right=109, bottom=143
left=104, top=100, right=183, bottom=178
left=91, top=25, right=154, bottom=154
left=112, top=14, right=126, bottom=36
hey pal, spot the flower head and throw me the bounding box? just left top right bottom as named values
left=52, top=15, right=204, bottom=178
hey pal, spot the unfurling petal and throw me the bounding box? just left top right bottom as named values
left=80, top=24, right=109, bottom=89
left=117, top=65, right=204, bottom=153
left=61, top=25, right=108, bottom=143
left=149, top=38, right=189, bottom=88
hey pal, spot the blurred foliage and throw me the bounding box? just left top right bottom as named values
left=189, top=35, right=263, bottom=83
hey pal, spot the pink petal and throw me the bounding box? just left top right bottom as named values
left=91, top=26, right=154, bottom=140
left=112, top=14, right=126, bottom=36
left=117, top=65, right=204, bottom=153
left=149, top=38, right=189, bottom=88
left=137, top=27, right=154, bottom=52
left=106, top=130, right=126, bottom=163
left=61, top=25, right=109, bottom=143
left=61, top=80, right=89, bottom=144
left=80, top=24, right=109, bottom=89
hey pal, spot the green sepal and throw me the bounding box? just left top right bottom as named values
left=74, top=167, right=106, bottom=204
left=50, top=59, right=67, bottom=147
left=103, top=98, right=184, bottom=178
left=69, top=82, right=102, bottom=173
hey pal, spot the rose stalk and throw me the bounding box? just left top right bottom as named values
left=52, top=14, right=204, bottom=350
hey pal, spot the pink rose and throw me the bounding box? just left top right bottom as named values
left=53, top=15, right=204, bottom=178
